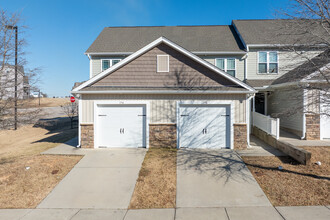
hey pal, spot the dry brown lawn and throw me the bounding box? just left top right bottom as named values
left=242, top=146, right=330, bottom=206
left=18, top=98, right=70, bottom=108
left=129, top=148, right=177, bottom=209
left=0, top=125, right=81, bottom=208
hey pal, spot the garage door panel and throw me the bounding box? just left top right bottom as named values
left=96, top=105, right=146, bottom=148
left=179, top=105, right=230, bottom=149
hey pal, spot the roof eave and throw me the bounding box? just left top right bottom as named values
left=71, top=90, right=256, bottom=95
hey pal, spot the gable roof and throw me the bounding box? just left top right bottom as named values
left=73, top=37, right=255, bottom=94
left=272, top=49, right=330, bottom=85
left=233, top=19, right=329, bottom=46
left=85, top=25, right=245, bottom=54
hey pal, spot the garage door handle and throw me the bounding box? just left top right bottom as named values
left=98, top=114, right=107, bottom=116
left=138, top=115, right=146, bottom=116
left=120, top=128, right=124, bottom=134
left=181, top=114, right=189, bottom=117
left=202, top=128, right=207, bottom=134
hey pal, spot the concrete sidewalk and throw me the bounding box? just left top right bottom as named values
left=1, top=206, right=329, bottom=220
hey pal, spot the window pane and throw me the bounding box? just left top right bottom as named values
left=258, top=63, right=267, bottom=73
left=269, top=52, right=278, bottom=63
left=227, top=59, right=235, bottom=70
left=112, top=59, right=121, bottom=65
left=215, top=59, right=225, bottom=70
left=227, top=70, right=235, bottom=77
left=102, top=60, right=110, bottom=71
left=269, top=63, right=278, bottom=73
left=259, top=52, right=267, bottom=63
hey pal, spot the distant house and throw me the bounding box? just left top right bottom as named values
left=72, top=19, right=329, bottom=149
left=0, top=64, right=30, bottom=100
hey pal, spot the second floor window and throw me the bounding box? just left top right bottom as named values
left=102, top=59, right=121, bottom=71
left=258, top=52, right=278, bottom=74
left=215, top=58, right=236, bottom=77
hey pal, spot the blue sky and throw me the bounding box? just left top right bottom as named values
left=1, top=0, right=289, bottom=97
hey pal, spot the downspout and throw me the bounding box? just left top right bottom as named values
left=246, top=94, right=254, bottom=147
left=77, top=94, right=82, bottom=148
left=301, top=89, right=306, bottom=140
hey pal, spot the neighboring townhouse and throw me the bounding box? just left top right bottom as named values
left=0, top=64, right=30, bottom=100
left=72, top=19, right=329, bottom=149
left=232, top=19, right=329, bottom=140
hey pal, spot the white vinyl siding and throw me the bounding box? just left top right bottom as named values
left=267, top=88, right=304, bottom=136
left=246, top=49, right=323, bottom=80
left=157, top=55, right=169, bottom=72
left=215, top=58, right=236, bottom=77
left=80, top=94, right=247, bottom=124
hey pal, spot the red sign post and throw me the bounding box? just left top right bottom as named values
left=70, top=96, right=75, bottom=103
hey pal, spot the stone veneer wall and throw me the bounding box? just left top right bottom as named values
left=149, top=123, right=177, bottom=148
left=305, top=114, right=320, bottom=140
left=234, top=124, right=247, bottom=149
left=81, top=124, right=94, bottom=148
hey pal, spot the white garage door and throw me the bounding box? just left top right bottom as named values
left=320, top=100, right=330, bottom=139
left=95, top=104, right=146, bottom=148
left=179, top=104, right=230, bottom=149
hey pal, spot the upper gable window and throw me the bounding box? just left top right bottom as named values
left=157, top=55, right=169, bottom=72
left=258, top=52, right=278, bottom=74
left=215, top=58, right=236, bottom=77
left=102, top=59, right=121, bottom=71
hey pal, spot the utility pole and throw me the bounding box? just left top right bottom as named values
left=5, top=25, right=18, bottom=130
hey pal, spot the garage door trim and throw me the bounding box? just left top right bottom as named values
left=94, top=100, right=150, bottom=148
left=176, top=100, right=234, bottom=149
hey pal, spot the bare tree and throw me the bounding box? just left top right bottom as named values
left=0, top=9, right=41, bottom=129
left=271, top=0, right=330, bottom=118
left=61, top=102, right=78, bottom=129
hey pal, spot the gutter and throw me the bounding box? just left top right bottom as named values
left=71, top=90, right=257, bottom=95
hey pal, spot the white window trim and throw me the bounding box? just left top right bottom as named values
left=101, top=59, right=122, bottom=71
left=215, top=58, right=236, bottom=77
left=157, top=55, right=169, bottom=72
left=257, top=51, right=279, bottom=74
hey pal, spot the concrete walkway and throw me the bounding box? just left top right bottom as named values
left=2, top=206, right=330, bottom=220
left=280, top=130, right=330, bottom=147
left=237, top=135, right=286, bottom=157
left=38, top=140, right=146, bottom=209
left=176, top=149, right=272, bottom=208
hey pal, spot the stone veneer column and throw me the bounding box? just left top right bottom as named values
left=149, top=123, right=177, bottom=148
left=234, top=123, right=247, bottom=149
left=305, top=114, right=320, bottom=140
left=81, top=124, right=94, bottom=148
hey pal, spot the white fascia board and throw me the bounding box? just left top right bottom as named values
left=72, top=90, right=256, bottom=95
left=84, top=52, right=133, bottom=56
left=74, top=36, right=255, bottom=92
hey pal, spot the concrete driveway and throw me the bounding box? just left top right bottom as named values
left=38, top=148, right=146, bottom=209
left=176, top=149, right=271, bottom=208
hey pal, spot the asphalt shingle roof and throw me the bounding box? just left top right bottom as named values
left=272, top=49, right=330, bottom=85
left=233, top=19, right=329, bottom=45
left=85, top=25, right=245, bottom=54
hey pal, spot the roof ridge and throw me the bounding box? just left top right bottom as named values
left=105, top=25, right=231, bottom=28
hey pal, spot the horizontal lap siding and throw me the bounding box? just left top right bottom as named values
left=247, top=49, right=322, bottom=80
left=81, top=94, right=246, bottom=124
left=267, top=88, right=304, bottom=134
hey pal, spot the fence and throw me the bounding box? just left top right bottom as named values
left=252, top=111, right=280, bottom=139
